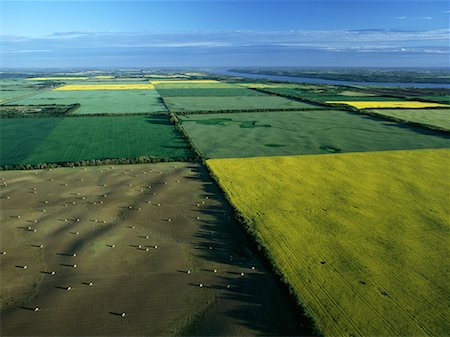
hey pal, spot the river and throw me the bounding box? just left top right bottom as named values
left=212, top=69, right=450, bottom=89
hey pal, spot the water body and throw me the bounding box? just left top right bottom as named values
left=213, top=69, right=450, bottom=89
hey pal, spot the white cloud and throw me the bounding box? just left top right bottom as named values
left=1, top=29, right=448, bottom=55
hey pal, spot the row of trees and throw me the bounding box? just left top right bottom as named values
left=0, top=155, right=196, bottom=171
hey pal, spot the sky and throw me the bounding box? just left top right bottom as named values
left=0, top=0, right=449, bottom=68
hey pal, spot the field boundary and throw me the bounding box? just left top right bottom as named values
left=203, top=161, right=323, bottom=336
left=0, top=154, right=197, bottom=171
left=348, top=109, right=450, bottom=134
left=0, top=110, right=167, bottom=118
left=175, top=107, right=330, bottom=115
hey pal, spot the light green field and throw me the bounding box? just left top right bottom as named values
left=0, top=115, right=192, bottom=166
left=179, top=110, right=450, bottom=158
left=13, top=90, right=167, bottom=114
left=0, top=79, right=42, bottom=101
left=164, top=96, right=317, bottom=112
left=207, top=149, right=450, bottom=337
left=367, top=109, right=450, bottom=130
left=154, top=82, right=237, bottom=89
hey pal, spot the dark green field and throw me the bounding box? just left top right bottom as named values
left=179, top=110, right=450, bottom=159
left=0, top=115, right=192, bottom=166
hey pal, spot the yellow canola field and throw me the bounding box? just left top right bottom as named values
left=325, top=101, right=448, bottom=109
left=149, top=79, right=220, bottom=84
left=27, top=77, right=88, bottom=81
left=54, top=84, right=155, bottom=90
left=93, top=75, right=114, bottom=79
left=207, top=149, right=450, bottom=337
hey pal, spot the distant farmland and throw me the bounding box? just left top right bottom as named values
left=0, top=115, right=192, bottom=166
left=207, top=149, right=450, bottom=337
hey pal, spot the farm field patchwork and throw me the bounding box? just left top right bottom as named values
left=206, top=148, right=450, bottom=337
left=367, top=109, right=450, bottom=131
left=179, top=110, right=450, bottom=159
left=12, top=90, right=167, bottom=114
left=326, top=101, right=448, bottom=109
left=0, top=79, right=44, bottom=102
left=55, top=84, right=155, bottom=90
left=150, top=80, right=220, bottom=85
left=27, top=77, right=88, bottom=81
left=0, top=163, right=311, bottom=336
left=155, top=88, right=265, bottom=97
left=0, top=115, right=192, bottom=166
left=258, top=87, right=402, bottom=102
left=163, top=96, right=318, bottom=112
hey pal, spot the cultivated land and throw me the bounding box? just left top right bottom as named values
left=207, top=149, right=450, bottom=337
left=163, top=96, right=317, bottom=112
left=55, top=84, right=156, bottom=90
left=367, top=109, right=450, bottom=131
left=325, top=101, right=448, bottom=109
left=12, top=89, right=167, bottom=115
left=179, top=110, right=450, bottom=158
left=0, top=163, right=313, bottom=336
left=1, top=71, right=449, bottom=337
left=0, top=115, right=191, bottom=166
left=0, top=79, right=44, bottom=102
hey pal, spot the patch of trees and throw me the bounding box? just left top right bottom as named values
left=0, top=104, right=80, bottom=118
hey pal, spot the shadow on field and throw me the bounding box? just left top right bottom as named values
left=144, top=115, right=171, bottom=125
left=351, top=112, right=450, bottom=139
left=182, top=165, right=320, bottom=336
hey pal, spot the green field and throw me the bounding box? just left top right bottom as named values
left=0, top=79, right=43, bottom=102
left=415, top=95, right=450, bottom=104
left=153, top=82, right=237, bottom=89
left=179, top=110, right=450, bottom=158
left=257, top=87, right=402, bottom=102
left=207, top=149, right=450, bottom=337
left=367, top=109, right=450, bottom=130
left=155, top=88, right=266, bottom=97
left=163, top=96, right=318, bottom=112
left=12, top=89, right=167, bottom=114
left=0, top=115, right=192, bottom=166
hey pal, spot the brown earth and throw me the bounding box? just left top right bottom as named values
left=0, top=163, right=316, bottom=336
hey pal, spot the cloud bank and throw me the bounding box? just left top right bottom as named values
left=1, top=29, right=449, bottom=67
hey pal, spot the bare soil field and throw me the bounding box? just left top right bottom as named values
left=0, top=163, right=314, bottom=336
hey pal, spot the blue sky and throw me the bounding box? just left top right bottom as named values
left=1, top=0, right=449, bottom=68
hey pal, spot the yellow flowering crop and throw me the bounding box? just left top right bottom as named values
left=93, top=75, right=114, bottom=79
left=207, top=148, right=450, bottom=337
left=325, top=101, right=448, bottom=109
